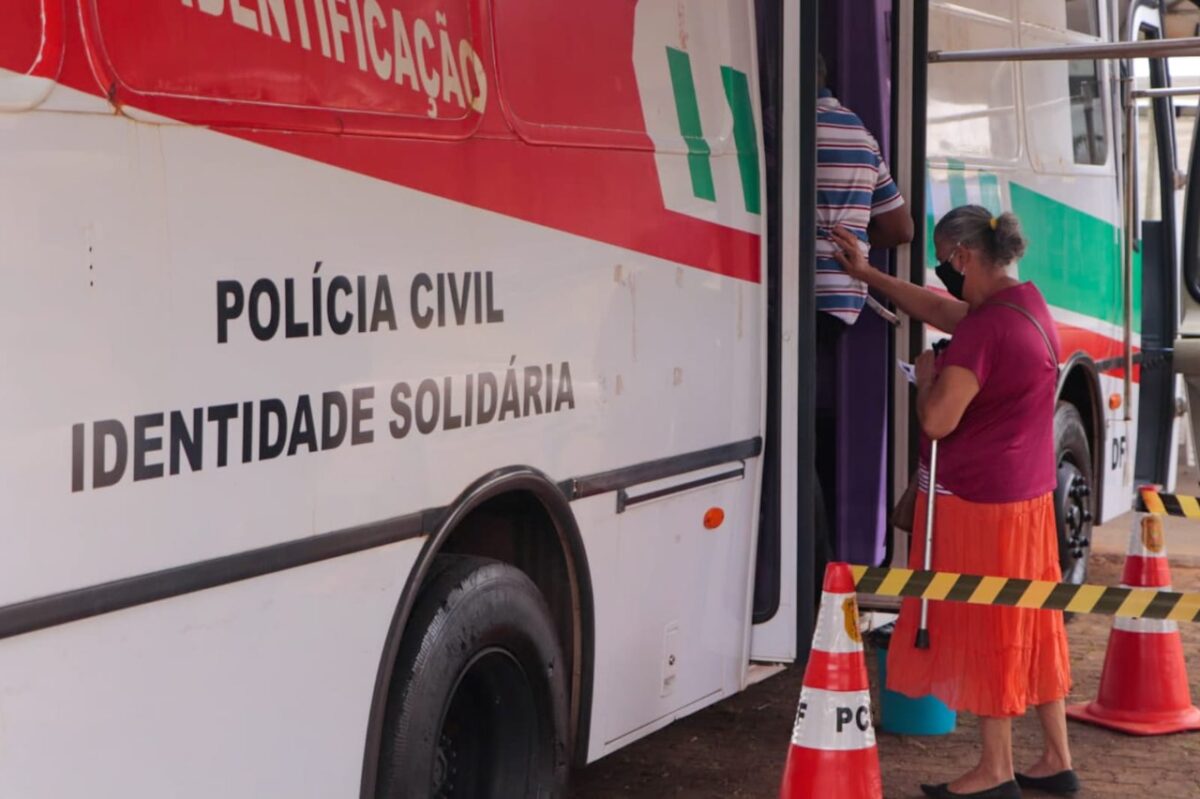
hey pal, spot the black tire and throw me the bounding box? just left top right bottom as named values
left=1054, top=402, right=1094, bottom=586
left=376, top=555, right=569, bottom=799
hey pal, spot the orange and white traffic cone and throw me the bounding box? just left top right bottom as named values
left=1067, top=511, right=1200, bottom=735
left=780, top=562, right=882, bottom=799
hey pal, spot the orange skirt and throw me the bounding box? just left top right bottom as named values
left=886, top=490, right=1072, bottom=717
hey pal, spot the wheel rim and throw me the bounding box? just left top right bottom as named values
left=1056, top=460, right=1093, bottom=584
left=433, top=648, right=538, bottom=799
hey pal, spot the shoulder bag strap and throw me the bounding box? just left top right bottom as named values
left=986, top=300, right=1057, bottom=367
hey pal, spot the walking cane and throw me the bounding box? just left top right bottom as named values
left=916, top=337, right=949, bottom=650
left=915, top=437, right=937, bottom=649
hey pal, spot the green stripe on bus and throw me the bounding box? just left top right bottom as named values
left=925, top=169, right=938, bottom=267
left=924, top=171, right=1138, bottom=331
left=947, top=158, right=969, bottom=208
left=979, top=172, right=1002, bottom=214
left=721, top=66, right=761, bottom=214
left=666, top=47, right=716, bottom=202
left=1010, top=183, right=1140, bottom=331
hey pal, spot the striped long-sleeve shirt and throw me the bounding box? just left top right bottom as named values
left=816, top=91, right=905, bottom=324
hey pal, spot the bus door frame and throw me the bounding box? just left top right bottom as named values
left=885, top=0, right=929, bottom=580
left=1127, top=2, right=1183, bottom=489
left=749, top=0, right=820, bottom=666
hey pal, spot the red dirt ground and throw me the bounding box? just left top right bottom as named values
left=570, top=554, right=1200, bottom=798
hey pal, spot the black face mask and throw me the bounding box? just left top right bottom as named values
left=936, top=260, right=965, bottom=301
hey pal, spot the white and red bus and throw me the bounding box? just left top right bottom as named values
left=1, top=1, right=1192, bottom=797
left=1, top=2, right=798, bottom=797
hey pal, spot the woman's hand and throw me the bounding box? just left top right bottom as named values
left=829, top=226, right=873, bottom=282
left=915, top=348, right=981, bottom=440
left=915, top=350, right=936, bottom=388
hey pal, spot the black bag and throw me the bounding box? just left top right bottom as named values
left=890, top=473, right=920, bottom=533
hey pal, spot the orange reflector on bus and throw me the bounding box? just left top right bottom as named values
left=704, top=508, right=725, bottom=530
left=1109, top=393, right=1122, bottom=410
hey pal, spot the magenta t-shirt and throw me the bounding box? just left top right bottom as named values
left=921, top=283, right=1060, bottom=503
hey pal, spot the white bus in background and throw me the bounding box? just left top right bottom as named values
left=912, top=0, right=1193, bottom=586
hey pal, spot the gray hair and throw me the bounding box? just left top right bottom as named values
left=933, top=205, right=1026, bottom=266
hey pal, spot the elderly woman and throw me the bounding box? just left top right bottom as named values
left=831, top=206, right=1076, bottom=799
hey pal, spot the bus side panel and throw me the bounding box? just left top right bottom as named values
left=575, top=472, right=758, bottom=762
left=0, top=98, right=762, bottom=601
left=0, top=71, right=764, bottom=799
left=1, top=2, right=767, bottom=789
left=0, top=540, right=422, bottom=798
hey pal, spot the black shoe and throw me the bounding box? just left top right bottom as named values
left=1015, top=769, right=1080, bottom=795
left=919, top=780, right=1022, bottom=799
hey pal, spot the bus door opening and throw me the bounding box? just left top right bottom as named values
left=815, top=0, right=897, bottom=569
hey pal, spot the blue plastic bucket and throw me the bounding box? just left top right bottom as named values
left=875, top=646, right=957, bottom=735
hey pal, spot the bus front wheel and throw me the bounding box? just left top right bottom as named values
left=1054, top=402, right=1094, bottom=586
left=376, top=555, right=569, bottom=799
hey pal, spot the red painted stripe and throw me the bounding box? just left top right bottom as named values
left=1122, top=555, right=1172, bottom=588
left=781, top=742, right=882, bottom=798
left=0, top=1, right=46, bottom=75
left=39, top=3, right=761, bottom=284
left=924, top=286, right=1141, bottom=382
left=1058, top=324, right=1141, bottom=382
left=802, top=649, right=870, bottom=692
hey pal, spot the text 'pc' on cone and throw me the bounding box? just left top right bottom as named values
left=780, top=562, right=882, bottom=799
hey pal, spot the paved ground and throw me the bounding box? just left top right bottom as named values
left=1094, top=500, right=1200, bottom=564
left=571, top=533, right=1200, bottom=797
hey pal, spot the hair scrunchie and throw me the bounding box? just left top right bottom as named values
left=989, top=216, right=999, bottom=231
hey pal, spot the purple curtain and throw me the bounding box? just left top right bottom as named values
left=820, top=0, right=894, bottom=566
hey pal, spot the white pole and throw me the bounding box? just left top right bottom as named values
left=916, top=438, right=938, bottom=649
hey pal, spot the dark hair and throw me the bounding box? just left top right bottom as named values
left=817, top=53, right=827, bottom=90
left=933, top=204, right=1026, bottom=265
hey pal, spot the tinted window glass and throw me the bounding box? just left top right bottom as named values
left=1065, top=0, right=1101, bottom=37
left=1069, top=60, right=1106, bottom=165
left=927, top=7, right=1019, bottom=160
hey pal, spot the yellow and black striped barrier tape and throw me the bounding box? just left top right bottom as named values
left=1138, top=488, right=1200, bottom=519
left=849, top=565, right=1200, bottom=622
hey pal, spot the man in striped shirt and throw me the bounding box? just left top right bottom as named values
left=813, top=54, right=913, bottom=568
left=816, top=55, right=912, bottom=324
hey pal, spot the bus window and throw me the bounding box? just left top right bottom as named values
left=948, top=0, right=1013, bottom=17
left=1019, top=18, right=1111, bottom=175
left=1018, top=0, right=1101, bottom=36
left=493, top=0, right=755, bottom=157
left=493, top=1, right=653, bottom=148
left=1, top=1, right=43, bottom=75
left=493, top=1, right=761, bottom=233
left=86, top=0, right=483, bottom=136
left=927, top=5, right=1020, bottom=161
left=1064, top=0, right=1101, bottom=37
left=0, top=0, right=63, bottom=110
left=1069, top=60, right=1107, bottom=165
left=1134, top=36, right=1180, bottom=225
